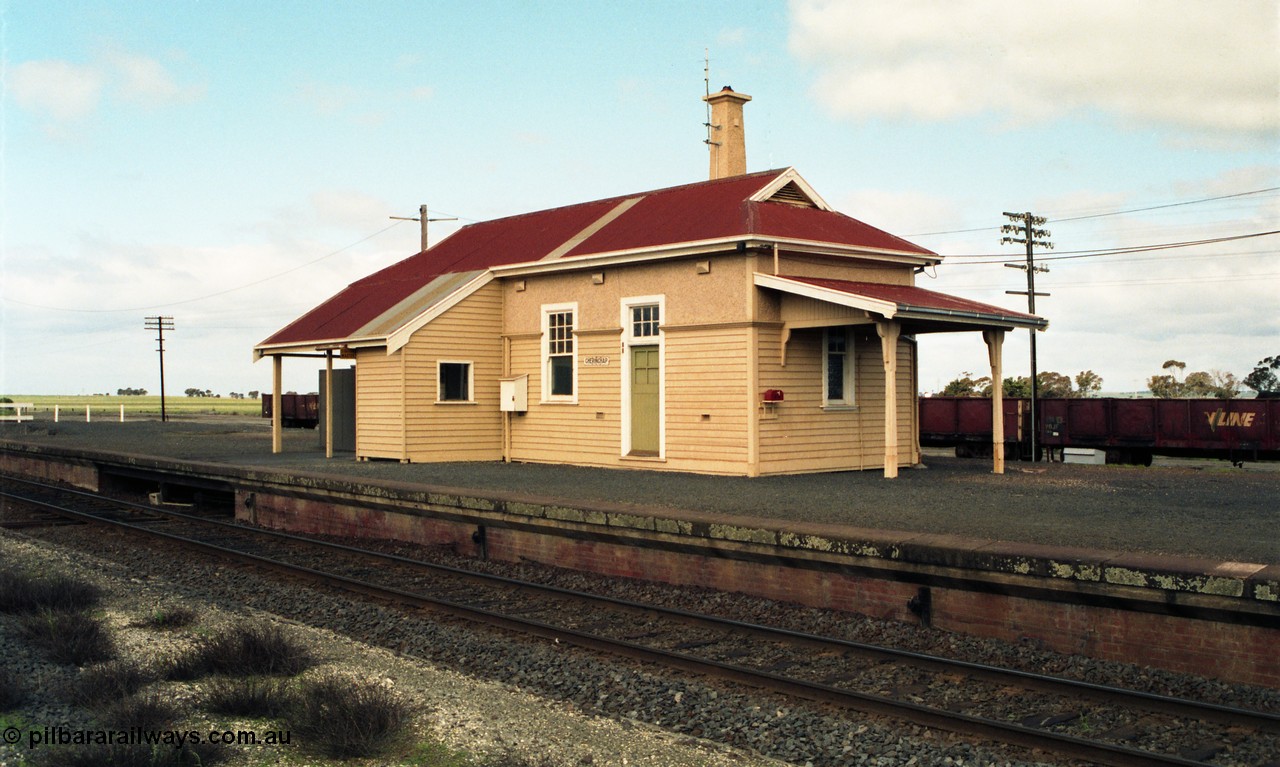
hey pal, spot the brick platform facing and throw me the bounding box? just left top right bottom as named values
left=1, top=453, right=98, bottom=491
left=241, top=488, right=1278, bottom=687
left=2, top=450, right=1273, bottom=688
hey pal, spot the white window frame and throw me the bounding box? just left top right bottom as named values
left=541, top=302, right=578, bottom=403
left=620, top=295, right=665, bottom=458
left=436, top=360, right=474, bottom=404
left=823, top=328, right=856, bottom=409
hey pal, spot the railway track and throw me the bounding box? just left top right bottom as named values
left=2, top=474, right=1277, bottom=767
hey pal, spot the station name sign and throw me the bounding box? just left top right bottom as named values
left=582, top=356, right=610, bottom=367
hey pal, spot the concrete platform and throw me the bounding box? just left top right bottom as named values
left=1, top=416, right=1277, bottom=686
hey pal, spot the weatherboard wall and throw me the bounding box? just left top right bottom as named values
left=354, top=346, right=406, bottom=461
left=755, top=326, right=918, bottom=475
left=502, top=256, right=757, bottom=474
left=350, top=249, right=926, bottom=474
left=401, top=281, right=504, bottom=463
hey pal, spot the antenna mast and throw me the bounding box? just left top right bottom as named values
left=703, top=50, right=719, bottom=148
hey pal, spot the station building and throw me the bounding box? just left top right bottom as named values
left=255, top=88, right=1046, bottom=477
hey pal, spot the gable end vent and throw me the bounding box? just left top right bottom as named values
left=767, top=181, right=815, bottom=207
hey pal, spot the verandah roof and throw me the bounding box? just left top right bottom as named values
left=755, top=273, right=1048, bottom=332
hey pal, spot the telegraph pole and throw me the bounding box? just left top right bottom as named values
left=144, top=316, right=174, bottom=423
left=390, top=205, right=457, bottom=252
left=1000, top=213, right=1051, bottom=461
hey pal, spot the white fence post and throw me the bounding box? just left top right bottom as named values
left=119, top=404, right=125, bottom=422
left=86, top=406, right=91, bottom=423
left=54, top=405, right=60, bottom=422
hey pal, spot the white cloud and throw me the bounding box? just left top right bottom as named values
left=105, top=50, right=204, bottom=106
left=295, top=82, right=358, bottom=116
left=9, top=59, right=106, bottom=121
left=309, top=190, right=395, bottom=230
left=9, top=49, right=202, bottom=130
left=293, top=82, right=433, bottom=123
left=913, top=173, right=1280, bottom=393
left=834, top=188, right=964, bottom=241
left=788, top=0, right=1279, bottom=139
left=0, top=214, right=408, bottom=394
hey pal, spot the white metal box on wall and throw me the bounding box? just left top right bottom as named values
left=500, top=374, right=528, bottom=413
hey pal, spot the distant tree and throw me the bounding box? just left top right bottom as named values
left=940, top=372, right=990, bottom=397
left=1037, top=371, right=1074, bottom=398
left=1074, top=370, right=1103, bottom=397
left=1000, top=376, right=1031, bottom=398
left=1243, top=355, right=1280, bottom=397
left=116, top=387, right=148, bottom=396
left=1148, top=360, right=1187, bottom=397
left=249, top=390, right=260, bottom=399
left=1190, top=370, right=1239, bottom=399
left=941, top=370, right=1089, bottom=398
left=1148, top=360, right=1238, bottom=399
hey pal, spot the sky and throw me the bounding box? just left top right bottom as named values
left=2, top=0, right=1277, bottom=398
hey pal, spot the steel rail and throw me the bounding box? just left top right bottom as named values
left=0, top=478, right=1266, bottom=767
left=1, top=474, right=1272, bottom=733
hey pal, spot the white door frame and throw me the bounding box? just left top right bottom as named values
left=619, top=294, right=665, bottom=458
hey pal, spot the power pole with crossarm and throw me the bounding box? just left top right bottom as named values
left=1001, top=213, right=1052, bottom=461
left=144, top=316, right=174, bottom=423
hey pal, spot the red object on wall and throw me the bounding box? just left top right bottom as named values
left=762, top=389, right=785, bottom=402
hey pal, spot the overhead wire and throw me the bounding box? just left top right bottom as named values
left=1052, top=186, right=1280, bottom=223
left=936, top=229, right=1279, bottom=264
left=935, top=271, right=1280, bottom=292
left=1, top=219, right=412, bottom=314
left=904, top=185, right=1280, bottom=238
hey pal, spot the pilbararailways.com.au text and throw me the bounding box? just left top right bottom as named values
left=6, top=725, right=291, bottom=750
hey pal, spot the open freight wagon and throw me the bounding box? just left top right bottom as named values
left=919, top=396, right=1280, bottom=464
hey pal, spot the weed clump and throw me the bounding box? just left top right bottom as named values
left=167, top=622, right=314, bottom=680
left=0, top=568, right=103, bottom=614
left=141, top=605, right=197, bottom=630
left=18, top=609, right=115, bottom=665
left=0, top=667, right=26, bottom=711
left=290, top=671, right=415, bottom=759
left=70, top=661, right=155, bottom=708
left=201, top=676, right=292, bottom=718
left=97, top=693, right=180, bottom=731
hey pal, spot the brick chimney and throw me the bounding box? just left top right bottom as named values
left=703, top=86, right=751, bottom=180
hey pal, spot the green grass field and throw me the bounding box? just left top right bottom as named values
left=0, top=395, right=262, bottom=416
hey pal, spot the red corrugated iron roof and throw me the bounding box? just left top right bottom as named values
left=260, top=197, right=620, bottom=347
left=258, top=169, right=939, bottom=350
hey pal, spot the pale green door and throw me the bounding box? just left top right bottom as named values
left=630, top=345, right=660, bottom=454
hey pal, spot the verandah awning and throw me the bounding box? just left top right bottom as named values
left=754, top=273, right=1048, bottom=331
left=755, top=272, right=1041, bottom=478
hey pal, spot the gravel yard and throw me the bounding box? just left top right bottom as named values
left=0, top=531, right=792, bottom=767
left=3, top=415, right=1277, bottom=563
left=3, top=509, right=1276, bottom=767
